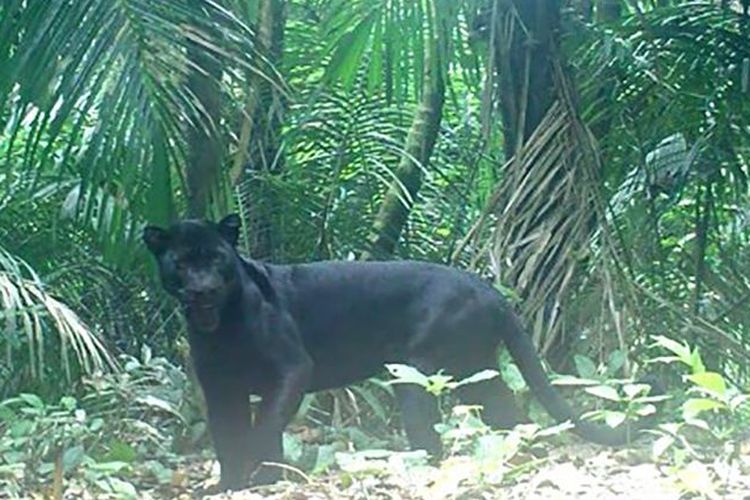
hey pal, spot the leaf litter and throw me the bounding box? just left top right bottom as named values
left=131, top=440, right=750, bottom=500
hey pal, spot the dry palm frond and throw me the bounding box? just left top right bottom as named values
left=456, top=60, right=636, bottom=362
left=0, top=246, right=116, bottom=385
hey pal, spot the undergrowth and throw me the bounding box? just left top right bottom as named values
left=0, top=336, right=747, bottom=499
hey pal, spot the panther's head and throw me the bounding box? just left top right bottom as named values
left=143, top=214, right=242, bottom=332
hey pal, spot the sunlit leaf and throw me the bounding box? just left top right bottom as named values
left=635, top=404, right=656, bottom=417
left=686, top=372, right=726, bottom=397
left=623, top=383, right=650, bottom=399
left=682, top=398, right=725, bottom=420
left=604, top=411, right=627, bottom=428
left=385, top=363, right=430, bottom=388
left=584, top=385, right=621, bottom=402
left=675, top=461, right=717, bottom=498
left=454, top=369, right=499, bottom=388
left=651, top=336, right=692, bottom=366
left=552, top=375, right=600, bottom=386
left=652, top=435, right=674, bottom=459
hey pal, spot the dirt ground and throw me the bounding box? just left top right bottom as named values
left=173, top=442, right=750, bottom=500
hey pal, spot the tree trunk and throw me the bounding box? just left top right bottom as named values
left=494, top=0, right=572, bottom=365
left=185, top=39, right=222, bottom=218
left=596, top=0, right=621, bottom=22
left=232, top=0, right=286, bottom=260
left=362, top=31, right=446, bottom=260
left=497, top=0, right=560, bottom=158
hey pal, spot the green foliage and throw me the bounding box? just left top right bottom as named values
left=0, top=348, right=190, bottom=497
left=331, top=366, right=574, bottom=495
left=0, top=0, right=274, bottom=253
left=581, top=382, right=661, bottom=429
left=551, top=351, right=664, bottom=430
left=385, top=363, right=499, bottom=397
left=646, top=335, right=750, bottom=498
left=651, top=335, right=749, bottom=444
left=1, top=0, right=750, bottom=494
left=571, top=2, right=750, bottom=373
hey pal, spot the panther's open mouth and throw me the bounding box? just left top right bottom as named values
left=186, top=302, right=221, bottom=332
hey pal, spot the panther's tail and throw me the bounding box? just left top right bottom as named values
left=501, top=311, right=652, bottom=446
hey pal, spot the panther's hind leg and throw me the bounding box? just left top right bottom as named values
left=454, top=355, right=524, bottom=429
left=394, top=357, right=443, bottom=458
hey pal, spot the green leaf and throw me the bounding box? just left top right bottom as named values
left=324, top=11, right=378, bottom=90
left=59, top=396, right=77, bottom=411
left=425, top=373, right=455, bottom=396
left=686, top=372, right=726, bottom=397
left=103, top=441, right=136, bottom=463
left=501, top=359, right=527, bottom=392
left=313, top=444, right=340, bottom=475
left=349, top=384, right=388, bottom=423
left=89, top=418, right=104, bottom=432
left=574, top=354, right=597, bottom=379
left=635, top=404, right=656, bottom=417
left=145, top=460, right=172, bottom=484
left=88, top=461, right=131, bottom=473
left=606, top=350, right=626, bottom=375
left=685, top=418, right=710, bottom=431
left=62, top=445, right=86, bottom=473
left=676, top=461, right=717, bottom=497
left=584, top=385, right=621, bottom=402
left=134, top=395, right=186, bottom=423
left=475, top=434, right=509, bottom=462
left=283, top=433, right=304, bottom=463
left=10, top=420, right=33, bottom=438
left=18, top=393, right=44, bottom=410
left=689, top=348, right=706, bottom=375
left=682, top=398, right=725, bottom=420
left=367, top=14, right=384, bottom=93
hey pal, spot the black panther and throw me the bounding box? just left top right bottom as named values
left=144, top=214, right=648, bottom=490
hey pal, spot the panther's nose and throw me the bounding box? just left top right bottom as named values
left=185, top=287, right=218, bottom=303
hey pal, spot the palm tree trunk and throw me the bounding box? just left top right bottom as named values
left=362, top=32, right=445, bottom=260
left=497, top=0, right=560, bottom=158
left=185, top=40, right=222, bottom=218
left=494, top=0, right=574, bottom=366
left=232, top=0, right=286, bottom=259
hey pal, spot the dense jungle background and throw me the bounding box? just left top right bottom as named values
left=1, top=0, right=750, bottom=498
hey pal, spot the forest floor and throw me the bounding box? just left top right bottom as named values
left=157, top=441, right=750, bottom=500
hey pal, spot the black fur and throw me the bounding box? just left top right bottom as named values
left=144, top=215, right=646, bottom=490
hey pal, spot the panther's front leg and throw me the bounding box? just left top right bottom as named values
left=202, top=380, right=253, bottom=491
left=248, top=359, right=312, bottom=484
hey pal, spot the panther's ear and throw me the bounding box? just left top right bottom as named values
left=143, top=226, right=170, bottom=255
left=218, top=213, right=241, bottom=246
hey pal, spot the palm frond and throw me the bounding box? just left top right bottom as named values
left=0, top=245, right=115, bottom=392
left=0, top=0, right=273, bottom=268
left=569, top=2, right=750, bottom=369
